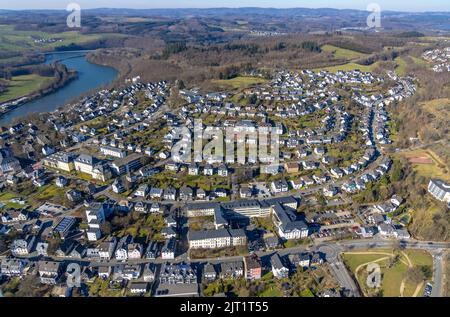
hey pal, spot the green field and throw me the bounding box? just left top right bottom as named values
left=394, top=57, right=408, bottom=76
left=212, top=76, right=268, bottom=89
left=0, top=74, right=54, bottom=103
left=0, top=24, right=126, bottom=55
left=321, top=44, right=368, bottom=60
left=396, top=148, right=449, bottom=182
left=420, top=98, right=450, bottom=119
left=342, top=249, right=433, bottom=297
left=314, top=61, right=381, bottom=73
left=0, top=191, right=27, bottom=209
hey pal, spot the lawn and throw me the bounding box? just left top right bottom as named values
left=394, top=57, right=408, bottom=76
left=190, top=246, right=248, bottom=259
left=88, top=277, right=124, bottom=297
left=259, top=286, right=283, bottom=297
left=321, top=44, right=368, bottom=60
left=28, top=184, right=68, bottom=206
left=342, top=251, right=393, bottom=272
left=396, top=148, right=449, bottom=182
left=420, top=98, right=449, bottom=120
left=0, top=191, right=27, bottom=209
left=212, top=76, right=268, bottom=89
left=0, top=24, right=126, bottom=54
left=405, top=249, right=433, bottom=267
left=342, top=249, right=433, bottom=297
left=188, top=216, right=215, bottom=231
left=0, top=191, right=22, bottom=201
left=0, top=74, right=54, bottom=103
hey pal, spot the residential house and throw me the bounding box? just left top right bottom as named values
left=163, top=187, right=177, bottom=200
left=244, top=254, right=262, bottom=280
left=188, top=163, right=199, bottom=176
left=145, top=241, right=160, bottom=260
left=271, top=253, right=289, bottom=279
left=98, top=237, right=117, bottom=260
left=11, top=235, right=35, bottom=256
left=203, top=263, right=217, bottom=281
left=38, top=261, right=62, bottom=284
left=218, top=261, right=243, bottom=279
left=1, top=258, right=26, bottom=277
left=288, top=252, right=311, bottom=269
left=161, top=238, right=176, bottom=260
left=142, top=263, right=157, bottom=282
left=128, top=243, right=143, bottom=259
left=284, top=162, right=299, bottom=173
left=134, top=184, right=149, bottom=198
left=217, top=165, right=228, bottom=177
left=115, top=235, right=133, bottom=261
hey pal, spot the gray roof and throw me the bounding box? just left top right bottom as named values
left=221, top=199, right=261, bottom=210
left=271, top=253, right=286, bottom=270
left=75, top=154, right=96, bottom=165
left=273, top=203, right=308, bottom=233
left=188, top=228, right=230, bottom=241
left=186, top=202, right=220, bottom=211
left=214, top=207, right=227, bottom=225
left=228, top=228, right=246, bottom=238
left=265, top=196, right=297, bottom=207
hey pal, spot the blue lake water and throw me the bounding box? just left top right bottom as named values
left=0, top=50, right=118, bottom=126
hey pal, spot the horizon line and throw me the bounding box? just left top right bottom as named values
left=1, top=6, right=449, bottom=13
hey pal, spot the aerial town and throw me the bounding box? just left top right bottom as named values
left=0, top=3, right=449, bottom=300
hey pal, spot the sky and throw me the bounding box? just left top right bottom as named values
left=0, top=0, right=448, bottom=12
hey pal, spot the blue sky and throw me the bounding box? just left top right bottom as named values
left=1, top=0, right=448, bottom=12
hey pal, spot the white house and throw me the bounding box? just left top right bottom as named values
left=271, top=253, right=289, bottom=279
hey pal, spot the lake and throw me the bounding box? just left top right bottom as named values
left=0, top=50, right=118, bottom=126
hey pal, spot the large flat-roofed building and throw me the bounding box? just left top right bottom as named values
left=222, top=199, right=272, bottom=218
left=41, top=152, right=75, bottom=172
left=187, top=196, right=300, bottom=234
left=53, top=217, right=76, bottom=239
left=265, top=196, right=299, bottom=210
left=428, top=179, right=450, bottom=204
left=85, top=202, right=114, bottom=241
left=186, top=202, right=220, bottom=217
left=188, top=228, right=246, bottom=249
left=100, top=145, right=126, bottom=158
left=111, top=153, right=143, bottom=175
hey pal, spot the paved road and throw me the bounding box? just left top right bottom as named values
left=3, top=237, right=447, bottom=297
left=431, top=250, right=446, bottom=297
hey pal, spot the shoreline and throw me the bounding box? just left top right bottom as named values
left=0, top=68, right=78, bottom=121
left=0, top=50, right=121, bottom=125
